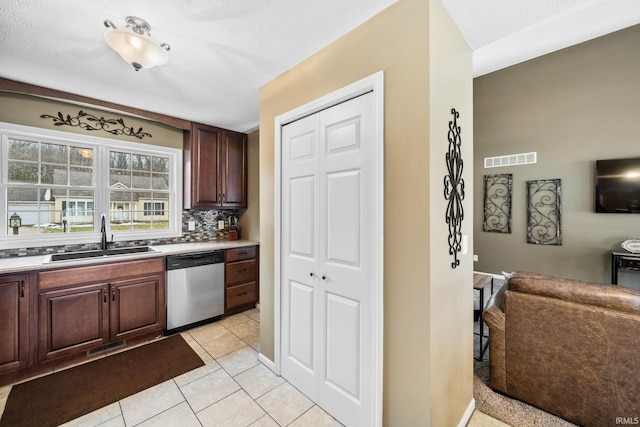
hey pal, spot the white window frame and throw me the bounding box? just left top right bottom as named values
left=0, top=122, right=183, bottom=249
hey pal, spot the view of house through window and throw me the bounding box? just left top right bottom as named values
left=2, top=124, right=180, bottom=243
left=7, top=138, right=95, bottom=235
left=108, top=151, right=170, bottom=231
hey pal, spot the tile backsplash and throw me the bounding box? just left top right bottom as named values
left=0, top=209, right=239, bottom=259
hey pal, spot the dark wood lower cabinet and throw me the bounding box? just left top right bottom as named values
left=0, top=274, right=29, bottom=375
left=110, top=275, right=165, bottom=342
left=37, top=258, right=165, bottom=362
left=39, top=283, right=109, bottom=361
left=225, top=246, right=259, bottom=315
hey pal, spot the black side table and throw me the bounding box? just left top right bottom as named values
left=473, top=273, right=493, bottom=361
left=611, top=250, right=640, bottom=284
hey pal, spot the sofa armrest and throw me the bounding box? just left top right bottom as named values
left=483, top=282, right=507, bottom=393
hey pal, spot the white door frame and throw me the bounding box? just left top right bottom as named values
left=273, top=71, right=384, bottom=426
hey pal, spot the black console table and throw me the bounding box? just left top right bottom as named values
left=611, top=250, right=640, bottom=284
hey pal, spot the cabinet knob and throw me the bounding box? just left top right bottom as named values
left=322, top=276, right=327, bottom=280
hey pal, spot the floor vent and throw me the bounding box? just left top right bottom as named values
left=484, top=152, right=537, bottom=168
left=87, top=340, right=125, bottom=356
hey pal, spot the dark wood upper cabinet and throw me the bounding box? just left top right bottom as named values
left=184, top=122, right=247, bottom=209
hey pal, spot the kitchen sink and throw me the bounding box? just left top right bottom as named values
left=47, top=246, right=158, bottom=262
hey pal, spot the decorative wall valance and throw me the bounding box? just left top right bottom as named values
left=40, top=110, right=152, bottom=139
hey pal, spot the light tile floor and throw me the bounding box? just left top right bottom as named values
left=0, top=307, right=508, bottom=426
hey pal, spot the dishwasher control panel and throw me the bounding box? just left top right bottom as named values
left=166, top=250, right=224, bottom=270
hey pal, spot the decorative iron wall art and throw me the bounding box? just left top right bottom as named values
left=483, top=174, right=513, bottom=233
left=444, top=108, right=465, bottom=268
left=527, top=179, right=562, bottom=245
left=41, top=110, right=152, bottom=139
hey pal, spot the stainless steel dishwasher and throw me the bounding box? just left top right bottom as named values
left=166, top=250, right=225, bottom=332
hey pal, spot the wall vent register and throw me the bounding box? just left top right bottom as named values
left=484, top=152, right=537, bottom=168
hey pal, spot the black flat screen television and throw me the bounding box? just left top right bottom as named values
left=595, top=157, right=640, bottom=213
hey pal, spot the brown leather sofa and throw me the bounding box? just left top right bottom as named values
left=483, top=271, right=640, bottom=427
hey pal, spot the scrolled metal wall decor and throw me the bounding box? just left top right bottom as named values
left=527, top=178, right=562, bottom=245
left=40, top=110, right=152, bottom=139
left=444, top=108, right=465, bottom=268
left=483, top=174, right=513, bottom=233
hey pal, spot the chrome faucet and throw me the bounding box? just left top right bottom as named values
left=100, top=214, right=108, bottom=250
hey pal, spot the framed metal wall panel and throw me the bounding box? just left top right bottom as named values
left=527, top=179, right=562, bottom=245
left=482, top=174, right=512, bottom=233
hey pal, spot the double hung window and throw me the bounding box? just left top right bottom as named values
left=1, top=122, right=182, bottom=249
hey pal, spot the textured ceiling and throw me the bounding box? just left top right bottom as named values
left=1, top=1, right=639, bottom=132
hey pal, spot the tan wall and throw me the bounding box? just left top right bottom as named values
left=238, top=130, right=260, bottom=242
left=474, top=24, right=640, bottom=289
left=428, top=0, right=474, bottom=424
left=0, top=92, right=183, bottom=148
left=259, top=0, right=473, bottom=424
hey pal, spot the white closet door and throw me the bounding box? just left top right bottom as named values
left=281, top=92, right=375, bottom=426
left=281, top=112, right=321, bottom=397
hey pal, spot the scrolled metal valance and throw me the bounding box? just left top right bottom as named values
left=40, top=110, right=152, bottom=139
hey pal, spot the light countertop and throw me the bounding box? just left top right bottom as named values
left=0, top=240, right=259, bottom=274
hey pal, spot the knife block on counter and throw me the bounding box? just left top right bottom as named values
left=228, top=228, right=238, bottom=240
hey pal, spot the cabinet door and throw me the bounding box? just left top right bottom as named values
left=220, top=130, right=247, bottom=208
left=110, top=274, right=165, bottom=341
left=39, top=283, right=109, bottom=361
left=0, top=274, right=28, bottom=374
left=187, top=124, right=221, bottom=208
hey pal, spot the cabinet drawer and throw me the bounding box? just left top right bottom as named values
left=620, top=256, right=640, bottom=270
left=225, top=260, right=256, bottom=285
left=226, top=282, right=256, bottom=308
left=225, top=246, right=256, bottom=263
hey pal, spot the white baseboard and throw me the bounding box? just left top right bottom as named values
left=458, top=398, right=476, bottom=427
left=258, top=353, right=276, bottom=373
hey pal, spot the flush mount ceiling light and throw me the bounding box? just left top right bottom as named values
left=103, top=16, right=170, bottom=71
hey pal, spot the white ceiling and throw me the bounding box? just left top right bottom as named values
left=1, top=0, right=639, bottom=133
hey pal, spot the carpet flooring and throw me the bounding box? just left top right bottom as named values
left=473, top=278, right=576, bottom=427
left=0, top=334, right=204, bottom=427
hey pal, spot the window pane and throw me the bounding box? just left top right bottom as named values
left=132, top=154, right=151, bottom=171
left=6, top=211, right=30, bottom=236
left=41, top=164, right=68, bottom=185
left=52, top=188, right=67, bottom=221
left=132, top=171, right=151, bottom=189
left=8, top=161, right=38, bottom=183
left=152, top=157, right=169, bottom=173
left=152, top=173, right=169, bottom=190
left=70, top=147, right=93, bottom=167
left=110, top=152, right=131, bottom=169
left=110, top=170, right=131, bottom=188
left=110, top=191, right=132, bottom=230
left=8, top=187, right=38, bottom=205
left=8, top=139, right=38, bottom=161
left=7, top=188, right=37, bottom=236
left=70, top=167, right=93, bottom=186
left=41, top=143, right=68, bottom=164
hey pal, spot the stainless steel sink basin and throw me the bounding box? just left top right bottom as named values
left=47, top=246, right=158, bottom=262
